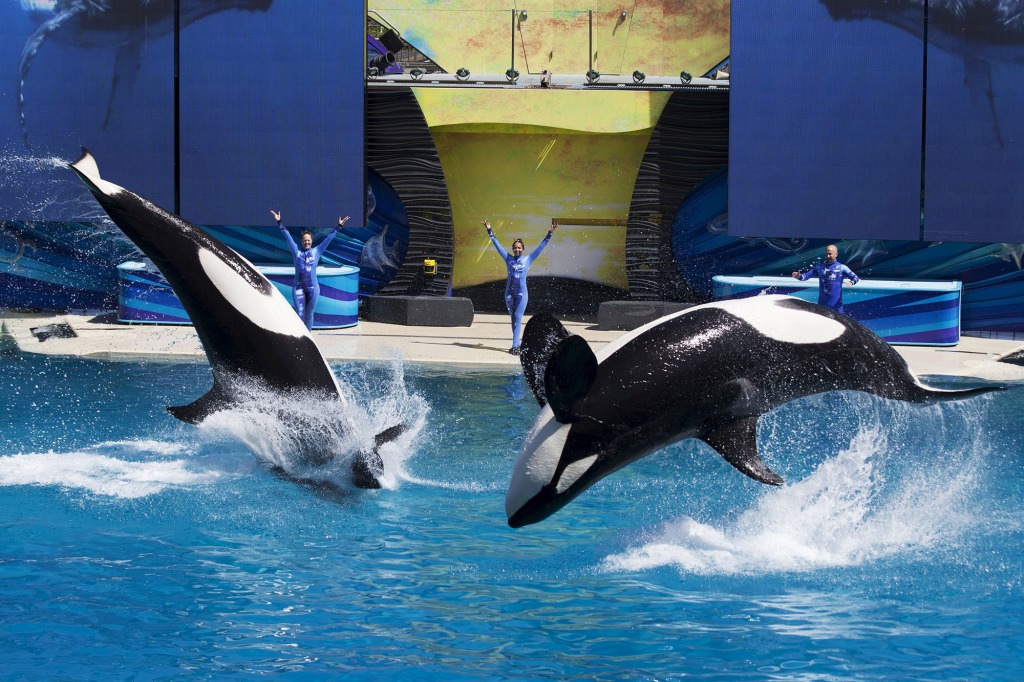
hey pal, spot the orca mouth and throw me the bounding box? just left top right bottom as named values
left=506, top=483, right=573, bottom=528
left=507, top=503, right=546, bottom=529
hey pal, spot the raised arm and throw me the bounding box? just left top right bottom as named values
left=273, top=210, right=299, bottom=258
left=483, top=220, right=509, bottom=258
left=526, top=222, right=556, bottom=261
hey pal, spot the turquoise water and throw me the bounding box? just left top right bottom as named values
left=2, top=354, right=1024, bottom=680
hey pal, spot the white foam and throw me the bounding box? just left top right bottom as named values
left=197, top=359, right=429, bottom=490
left=0, top=448, right=222, bottom=499
left=602, top=421, right=984, bottom=575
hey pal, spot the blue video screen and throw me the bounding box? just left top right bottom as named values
left=729, top=1, right=924, bottom=241
left=179, top=1, right=365, bottom=228
left=922, top=5, right=1024, bottom=243
left=0, top=0, right=175, bottom=220
left=0, top=1, right=365, bottom=229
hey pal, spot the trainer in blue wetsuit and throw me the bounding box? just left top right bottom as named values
left=272, top=210, right=350, bottom=330
left=792, top=243, right=859, bottom=314
left=484, top=219, right=558, bottom=354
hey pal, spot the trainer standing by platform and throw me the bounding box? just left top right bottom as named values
left=484, top=219, right=558, bottom=355
left=273, top=210, right=349, bottom=330
left=792, top=244, right=859, bottom=314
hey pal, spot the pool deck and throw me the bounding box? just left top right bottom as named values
left=3, top=309, right=1024, bottom=382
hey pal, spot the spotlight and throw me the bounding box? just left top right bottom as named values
left=410, top=67, right=424, bottom=80
left=505, top=68, right=519, bottom=82
left=368, top=52, right=396, bottom=72
left=455, top=67, right=470, bottom=81
left=679, top=70, right=692, bottom=84
left=632, top=70, right=645, bottom=84
left=367, top=66, right=379, bottom=78
left=586, top=69, right=600, bottom=84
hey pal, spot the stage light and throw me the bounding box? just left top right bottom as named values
left=368, top=52, right=396, bottom=72
left=367, top=66, right=379, bottom=78
left=680, top=70, right=692, bottom=84
left=455, top=67, right=471, bottom=81
left=632, top=70, right=645, bottom=84
left=505, top=68, right=519, bottom=82
left=586, top=69, right=600, bottom=84
left=410, top=67, right=424, bottom=80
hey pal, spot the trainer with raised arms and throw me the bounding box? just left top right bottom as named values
left=484, top=219, right=558, bottom=355
left=273, top=209, right=349, bottom=330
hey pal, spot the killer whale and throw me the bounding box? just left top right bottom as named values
left=506, top=295, right=1001, bottom=527
left=68, top=148, right=396, bottom=488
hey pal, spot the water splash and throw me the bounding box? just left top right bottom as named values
left=197, top=359, right=429, bottom=490
left=603, top=397, right=991, bottom=575
left=0, top=439, right=223, bottom=498
left=0, top=147, right=112, bottom=221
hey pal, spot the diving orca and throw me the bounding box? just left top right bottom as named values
left=506, top=295, right=1001, bottom=527
left=68, top=148, right=394, bottom=488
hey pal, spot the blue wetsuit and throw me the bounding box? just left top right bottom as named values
left=797, top=260, right=859, bottom=313
left=489, top=228, right=553, bottom=349
left=279, top=222, right=339, bottom=330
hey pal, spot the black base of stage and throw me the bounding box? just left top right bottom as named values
left=597, top=301, right=698, bottom=331
left=361, top=296, right=475, bottom=327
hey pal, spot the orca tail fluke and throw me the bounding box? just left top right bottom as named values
left=167, top=382, right=232, bottom=425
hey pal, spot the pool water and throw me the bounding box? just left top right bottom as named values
left=1, top=354, right=1023, bottom=680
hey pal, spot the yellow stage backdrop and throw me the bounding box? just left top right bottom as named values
left=369, top=1, right=729, bottom=291
left=417, top=88, right=670, bottom=289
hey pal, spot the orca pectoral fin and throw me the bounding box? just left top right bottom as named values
left=544, top=335, right=598, bottom=424
left=520, top=313, right=574, bottom=407
left=699, top=416, right=784, bottom=486
left=167, top=382, right=231, bottom=425
left=373, top=423, right=408, bottom=450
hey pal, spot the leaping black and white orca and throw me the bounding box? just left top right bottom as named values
left=68, top=148, right=397, bottom=489
left=506, top=295, right=1001, bottom=527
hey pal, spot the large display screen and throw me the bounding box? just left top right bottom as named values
left=180, top=1, right=365, bottom=227
left=729, top=1, right=924, bottom=241
left=922, top=5, right=1024, bottom=243
left=0, top=0, right=175, bottom=220
left=0, top=1, right=364, bottom=228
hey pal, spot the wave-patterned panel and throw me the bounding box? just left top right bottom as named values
left=366, top=90, right=453, bottom=297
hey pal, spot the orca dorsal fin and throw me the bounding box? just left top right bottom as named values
left=698, top=415, right=784, bottom=486
left=167, top=381, right=231, bottom=425
left=544, top=335, right=598, bottom=423
left=520, top=312, right=575, bottom=407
